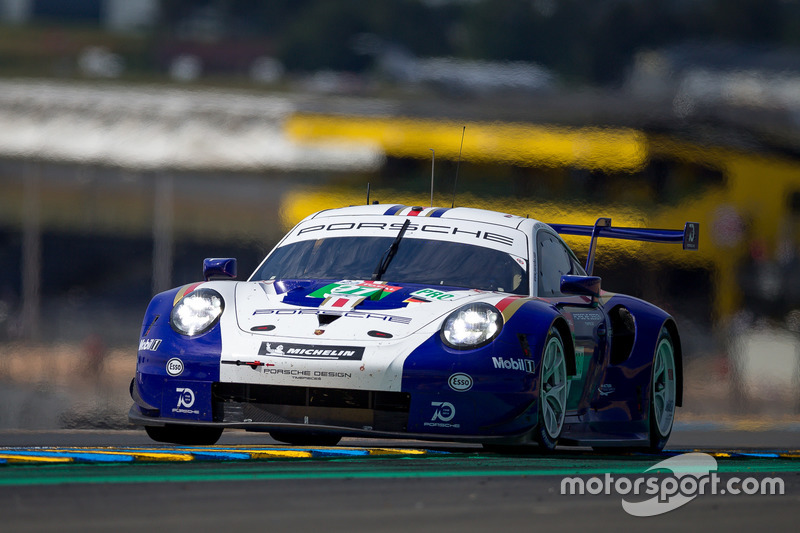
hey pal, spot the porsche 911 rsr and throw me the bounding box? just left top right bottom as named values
left=130, top=204, right=698, bottom=451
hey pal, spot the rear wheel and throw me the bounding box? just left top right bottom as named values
left=534, top=327, right=568, bottom=451
left=145, top=425, right=223, bottom=445
left=269, top=430, right=342, bottom=447
left=648, top=328, right=677, bottom=452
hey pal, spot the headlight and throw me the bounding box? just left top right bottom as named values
left=441, top=303, right=503, bottom=350
left=170, top=288, right=224, bottom=336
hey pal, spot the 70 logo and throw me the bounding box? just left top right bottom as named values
left=176, top=388, right=195, bottom=408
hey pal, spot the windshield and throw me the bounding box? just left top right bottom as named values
left=252, top=236, right=529, bottom=295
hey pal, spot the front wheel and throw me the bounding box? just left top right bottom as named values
left=648, top=328, right=677, bottom=452
left=534, top=327, right=568, bottom=451
left=145, top=424, right=223, bottom=445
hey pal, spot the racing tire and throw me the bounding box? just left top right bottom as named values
left=593, top=328, right=677, bottom=455
left=145, top=424, right=223, bottom=446
left=269, top=430, right=342, bottom=447
left=647, top=328, right=677, bottom=453
left=533, top=327, right=568, bottom=451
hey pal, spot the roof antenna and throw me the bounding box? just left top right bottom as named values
left=451, top=126, right=466, bottom=208
left=429, top=149, right=435, bottom=207
left=366, top=182, right=370, bottom=205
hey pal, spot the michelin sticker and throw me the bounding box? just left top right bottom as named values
left=258, top=341, right=365, bottom=361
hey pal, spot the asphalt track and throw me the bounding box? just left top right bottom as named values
left=0, top=426, right=798, bottom=532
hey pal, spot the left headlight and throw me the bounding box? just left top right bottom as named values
left=170, top=288, right=224, bottom=336
left=441, top=302, right=504, bottom=350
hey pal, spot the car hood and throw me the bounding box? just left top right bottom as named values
left=234, top=279, right=497, bottom=341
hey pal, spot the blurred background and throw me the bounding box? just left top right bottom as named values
left=0, top=0, right=798, bottom=430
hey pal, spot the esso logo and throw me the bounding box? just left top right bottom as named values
left=166, top=358, right=184, bottom=376
left=448, top=373, right=473, bottom=392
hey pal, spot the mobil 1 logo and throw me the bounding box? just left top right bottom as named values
left=492, top=356, right=534, bottom=373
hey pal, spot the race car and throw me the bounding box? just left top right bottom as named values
left=130, top=204, right=699, bottom=451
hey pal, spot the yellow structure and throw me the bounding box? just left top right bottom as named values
left=287, top=113, right=648, bottom=172
left=283, top=113, right=800, bottom=321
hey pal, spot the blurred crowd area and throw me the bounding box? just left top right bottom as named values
left=1, top=1, right=800, bottom=427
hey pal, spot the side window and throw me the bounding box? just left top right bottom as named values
left=568, top=246, right=586, bottom=277
left=537, top=231, right=585, bottom=296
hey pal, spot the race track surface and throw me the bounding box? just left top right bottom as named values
left=0, top=426, right=798, bottom=532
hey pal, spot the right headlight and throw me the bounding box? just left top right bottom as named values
left=170, top=288, right=224, bottom=336
left=441, top=303, right=504, bottom=350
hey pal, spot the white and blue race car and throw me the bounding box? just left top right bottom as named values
left=130, top=204, right=698, bottom=451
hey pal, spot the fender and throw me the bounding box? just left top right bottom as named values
left=565, top=293, right=679, bottom=444
left=134, top=284, right=223, bottom=416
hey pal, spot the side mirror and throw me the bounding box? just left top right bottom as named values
left=203, top=258, right=237, bottom=281
left=560, top=275, right=601, bottom=298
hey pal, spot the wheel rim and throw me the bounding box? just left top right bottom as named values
left=652, top=337, right=676, bottom=437
left=541, top=334, right=567, bottom=439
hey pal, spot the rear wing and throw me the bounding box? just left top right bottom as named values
left=546, top=218, right=699, bottom=275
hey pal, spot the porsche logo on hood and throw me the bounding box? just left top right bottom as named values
left=235, top=280, right=489, bottom=341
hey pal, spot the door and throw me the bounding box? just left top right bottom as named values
left=535, top=230, right=609, bottom=414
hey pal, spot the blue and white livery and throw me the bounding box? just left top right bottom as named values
left=130, top=204, right=699, bottom=450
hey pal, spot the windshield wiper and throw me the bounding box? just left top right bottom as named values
left=371, top=218, right=411, bottom=281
